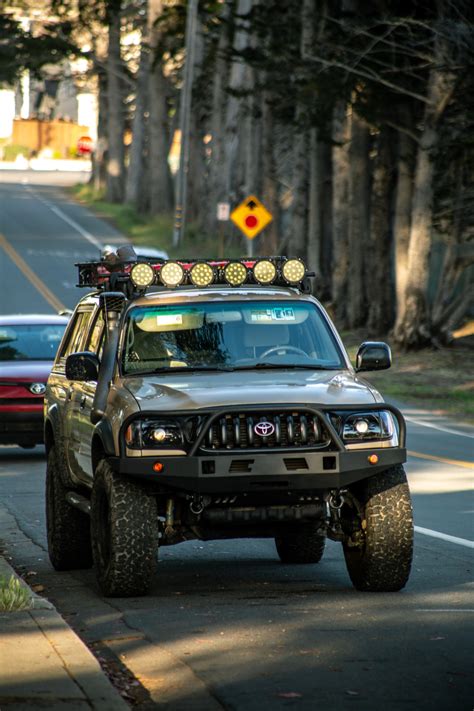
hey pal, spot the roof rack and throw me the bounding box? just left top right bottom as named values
left=76, top=254, right=314, bottom=296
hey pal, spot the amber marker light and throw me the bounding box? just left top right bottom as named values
left=368, top=454, right=379, bottom=465
left=153, top=461, right=164, bottom=472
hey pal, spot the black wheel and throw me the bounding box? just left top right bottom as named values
left=342, top=465, right=413, bottom=592
left=91, top=459, right=158, bottom=597
left=46, top=445, right=93, bottom=570
left=275, top=524, right=326, bottom=564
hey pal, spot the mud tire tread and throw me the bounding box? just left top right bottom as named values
left=91, top=460, right=158, bottom=597
left=343, top=465, right=413, bottom=592
left=46, top=445, right=93, bottom=570
left=275, top=525, right=326, bottom=564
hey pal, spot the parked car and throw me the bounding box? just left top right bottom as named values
left=0, top=314, right=69, bottom=448
left=45, top=255, right=413, bottom=597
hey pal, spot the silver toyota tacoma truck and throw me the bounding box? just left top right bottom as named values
left=44, top=252, right=413, bottom=597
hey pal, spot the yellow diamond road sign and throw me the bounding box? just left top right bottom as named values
left=230, top=195, right=273, bottom=239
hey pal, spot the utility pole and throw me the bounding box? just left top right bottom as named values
left=172, top=0, right=198, bottom=247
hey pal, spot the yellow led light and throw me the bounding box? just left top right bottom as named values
left=224, top=262, right=247, bottom=286
left=160, top=261, right=184, bottom=287
left=253, top=259, right=276, bottom=284
left=190, top=262, right=214, bottom=287
left=130, top=262, right=155, bottom=288
left=282, top=258, right=306, bottom=284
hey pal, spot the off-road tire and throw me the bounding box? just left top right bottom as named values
left=275, top=525, right=326, bottom=564
left=343, top=465, right=413, bottom=592
left=46, top=445, right=93, bottom=570
left=91, top=459, right=158, bottom=597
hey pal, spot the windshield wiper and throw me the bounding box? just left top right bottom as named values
left=232, top=363, right=339, bottom=371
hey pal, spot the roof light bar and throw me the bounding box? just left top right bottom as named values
left=76, top=256, right=311, bottom=293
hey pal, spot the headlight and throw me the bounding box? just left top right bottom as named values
left=125, top=419, right=184, bottom=449
left=124, top=416, right=204, bottom=452
left=330, top=410, right=397, bottom=445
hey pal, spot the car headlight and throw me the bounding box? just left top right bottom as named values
left=125, top=419, right=184, bottom=450
left=329, top=410, right=397, bottom=445
left=124, top=416, right=205, bottom=452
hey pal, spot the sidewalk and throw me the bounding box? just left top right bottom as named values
left=0, top=556, right=128, bottom=710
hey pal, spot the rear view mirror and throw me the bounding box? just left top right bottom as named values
left=66, top=352, right=100, bottom=381
left=355, top=342, right=391, bottom=372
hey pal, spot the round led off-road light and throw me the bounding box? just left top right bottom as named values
left=282, top=258, right=306, bottom=284
left=253, top=259, right=276, bottom=284
left=130, top=262, right=155, bottom=288
left=224, top=261, right=247, bottom=286
left=160, top=261, right=184, bottom=287
left=190, top=262, right=214, bottom=287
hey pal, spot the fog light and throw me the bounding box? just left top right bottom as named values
left=130, top=262, right=155, bottom=288
left=368, top=454, right=379, bottom=465
left=160, top=261, right=184, bottom=287
left=282, top=258, right=306, bottom=284
left=153, top=461, right=164, bottom=472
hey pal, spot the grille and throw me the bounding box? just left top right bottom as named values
left=202, top=411, right=331, bottom=452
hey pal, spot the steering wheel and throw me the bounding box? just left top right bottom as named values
left=258, top=345, right=309, bottom=360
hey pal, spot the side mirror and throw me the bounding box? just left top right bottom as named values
left=355, top=342, right=391, bottom=372
left=66, top=352, right=100, bottom=381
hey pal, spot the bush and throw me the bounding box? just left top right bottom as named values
left=2, top=144, right=30, bottom=162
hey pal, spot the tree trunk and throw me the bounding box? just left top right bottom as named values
left=125, top=36, right=149, bottom=206
left=260, top=93, right=279, bottom=256
left=93, top=67, right=107, bottom=193
left=147, top=0, right=173, bottom=215
left=393, top=41, right=456, bottom=347
left=331, top=100, right=351, bottom=326
left=306, top=127, right=321, bottom=286
left=105, top=1, right=125, bottom=203
left=393, top=130, right=414, bottom=320
left=347, top=111, right=370, bottom=328
left=367, top=127, right=395, bottom=334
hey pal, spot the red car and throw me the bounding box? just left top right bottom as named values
left=0, top=314, right=69, bottom=448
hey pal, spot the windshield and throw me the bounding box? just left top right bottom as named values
left=122, top=301, right=345, bottom=375
left=0, top=324, right=66, bottom=361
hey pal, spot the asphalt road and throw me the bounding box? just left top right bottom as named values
left=0, top=172, right=473, bottom=710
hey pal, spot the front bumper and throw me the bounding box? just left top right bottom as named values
left=109, top=446, right=407, bottom=494
left=0, top=411, right=44, bottom=445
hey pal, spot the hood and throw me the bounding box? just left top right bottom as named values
left=123, top=369, right=382, bottom=412
left=0, top=361, right=53, bottom=382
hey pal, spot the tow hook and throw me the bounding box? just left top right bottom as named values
left=189, top=495, right=208, bottom=516
left=325, top=489, right=346, bottom=542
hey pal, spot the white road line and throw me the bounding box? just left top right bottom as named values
left=416, top=609, right=474, bottom=613
left=415, top=525, right=474, bottom=549
left=405, top=415, right=474, bottom=439
left=24, top=185, right=103, bottom=249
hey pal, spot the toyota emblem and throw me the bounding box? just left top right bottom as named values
left=254, top=421, right=275, bottom=437
left=29, top=382, right=46, bottom=395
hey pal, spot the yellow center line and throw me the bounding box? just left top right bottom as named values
left=408, top=450, right=474, bottom=470
left=0, top=233, right=65, bottom=313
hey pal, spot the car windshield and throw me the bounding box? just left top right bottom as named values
left=0, top=324, right=66, bottom=361
left=122, top=301, right=344, bottom=374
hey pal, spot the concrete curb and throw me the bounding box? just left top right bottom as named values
left=0, top=556, right=129, bottom=710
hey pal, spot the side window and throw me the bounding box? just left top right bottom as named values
left=85, top=310, right=105, bottom=359
left=58, top=310, right=94, bottom=360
